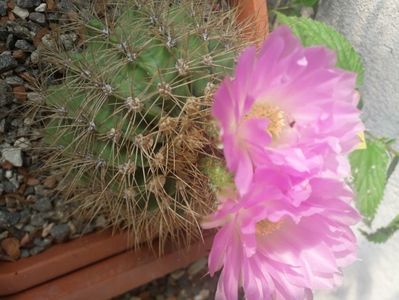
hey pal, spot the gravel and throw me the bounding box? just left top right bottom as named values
left=0, top=1, right=6, bottom=17
left=0, top=53, right=18, bottom=73
left=12, top=6, right=30, bottom=20
left=29, top=12, right=46, bottom=25
left=16, top=0, right=42, bottom=9
left=1, top=148, right=23, bottom=167
left=15, top=39, right=35, bottom=51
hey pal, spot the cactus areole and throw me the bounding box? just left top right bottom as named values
left=38, top=0, right=246, bottom=249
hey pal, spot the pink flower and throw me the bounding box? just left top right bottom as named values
left=212, top=26, right=363, bottom=194
left=203, top=168, right=360, bottom=300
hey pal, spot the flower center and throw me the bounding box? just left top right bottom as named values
left=245, top=103, right=286, bottom=138
left=256, top=219, right=282, bottom=236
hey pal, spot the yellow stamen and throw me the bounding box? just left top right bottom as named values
left=256, top=219, right=282, bottom=236
left=244, top=103, right=286, bottom=138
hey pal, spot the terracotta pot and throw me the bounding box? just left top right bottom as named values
left=0, top=0, right=268, bottom=298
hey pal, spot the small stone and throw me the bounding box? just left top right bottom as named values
left=6, top=34, right=16, bottom=49
left=15, top=39, right=35, bottom=51
left=59, top=32, right=77, bottom=50
left=0, top=1, right=7, bottom=17
left=14, top=137, right=31, bottom=150
left=50, top=224, right=70, bottom=243
left=23, top=224, right=37, bottom=233
left=29, top=12, right=46, bottom=25
left=30, top=49, right=40, bottom=64
left=20, top=233, right=31, bottom=247
left=5, top=76, right=24, bottom=86
left=94, top=215, right=107, bottom=228
left=27, top=92, right=42, bottom=102
left=27, top=177, right=40, bottom=186
left=1, top=238, right=20, bottom=260
left=1, top=148, right=23, bottom=167
left=57, top=0, right=73, bottom=11
left=5, top=170, right=13, bottom=179
left=12, top=85, right=27, bottom=102
left=33, top=237, right=52, bottom=248
left=20, top=249, right=30, bottom=258
left=12, top=49, right=25, bottom=60
left=301, top=6, right=314, bottom=18
left=42, top=222, right=54, bottom=237
left=194, top=289, right=210, bottom=300
left=12, top=5, right=29, bottom=20
left=43, top=175, right=57, bottom=189
left=35, top=3, right=46, bottom=12
left=29, top=245, right=44, bottom=255
left=187, top=258, right=207, bottom=277
left=0, top=53, right=18, bottom=73
left=3, top=180, right=17, bottom=193
left=30, top=213, right=45, bottom=227
left=33, top=197, right=52, bottom=212
left=0, top=231, right=8, bottom=240
left=46, top=0, right=55, bottom=11
left=41, top=33, right=56, bottom=48
left=170, top=269, right=185, bottom=280
left=16, top=0, right=41, bottom=9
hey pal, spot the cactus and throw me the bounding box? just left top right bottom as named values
left=33, top=0, right=248, bottom=249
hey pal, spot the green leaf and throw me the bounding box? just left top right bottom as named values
left=350, top=139, right=390, bottom=220
left=293, top=0, right=319, bottom=7
left=361, top=214, right=399, bottom=243
left=276, top=13, right=365, bottom=86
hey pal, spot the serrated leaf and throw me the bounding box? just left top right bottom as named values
left=276, top=13, right=364, bottom=86
left=361, top=214, right=399, bottom=243
left=350, top=139, right=389, bottom=220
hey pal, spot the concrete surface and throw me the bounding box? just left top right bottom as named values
left=316, top=1, right=399, bottom=299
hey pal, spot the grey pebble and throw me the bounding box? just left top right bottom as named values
left=15, top=39, right=35, bottom=51
left=12, top=6, right=29, bottom=20
left=33, top=197, right=53, bottom=212
left=5, top=170, right=13, bottom=179
left=188, top=257, right=207, bottom=277
left=33, top=237, right=52, bottom=248
left=23, top=224, right=37, bottom=233
left=16, top=0, right=41, bottom=9
left=3, top=181, right=17, bottom=193
left=29, top=245, right=45, bottom=255
left=24, top=186, right=35, bottom=196
left=60, top=33, right=77, bottom=50
left=6, top=34, right=16, bottom=49
left=9, top=176, right=20, bottom=189
left=8, top=24, right=32, bottom=40
left=1, top=148, right=23, bottom=167
left=0, top=80, right=12, bottom=106
left=5, top=76, right=24, bottom=86
left=57, top=0, right=74, bottom=11
left=29, top=12, right=46, bottom=25
left=30, top=50, right=40, bottom=64
left=14, top=137, right=31, bottom=150
left=50, top=224, right=70, bottom=243
left=20, top=249, right=30, bottom=258
left=0, top=53, right=18, bottom=73
left=0, top=231, right=8, bottom=240
left=19, top=209, right=31, bottom=225
left=35, top=3, right=47, bottom=12
left=0, top=28, right=7, bottom=41
left=30, top=213, right=45, bottom=227
left=0, top=1, right=7, bottom=17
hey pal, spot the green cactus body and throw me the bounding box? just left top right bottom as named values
left=37, top=0, right=247, bottom=249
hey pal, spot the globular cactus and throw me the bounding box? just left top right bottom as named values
left=34, top=0, right=248, bottom=249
